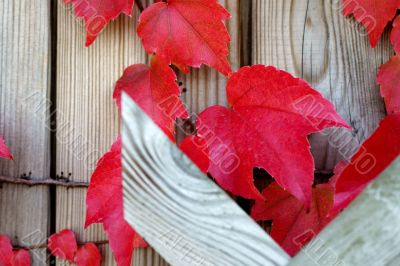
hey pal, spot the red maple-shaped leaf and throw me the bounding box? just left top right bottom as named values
left=197, top=65, right=349, bottom=206
left=377, top=55, right=400, bottom=115
left=0, top=137, right=13, bottom=160
left=11, top=250, right=31, bottom=266
left=0, top=235, right=13, bottom=266
left=86, top=136, right=147, bottom=266
left=251, top=182, right=335, bottom=256
left=64, top=0, right=134, bottom=46
left=179, top=135, right=209, bottom=173
left=48, top=229, right=78, bottom=262
left=74, top=243, right=101, bottom=266
left=332, top=114, right=400, bottom=212
left=392, top=16, right=400, bottom=54
left=137, top=0, right=232, bottom=76
left=342, top=0, right=400, bottom=47
left=114, top=56, right=188, bottom=140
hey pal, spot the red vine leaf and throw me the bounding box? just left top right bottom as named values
left=179, top=135, right=209, bottom=173
left=11, top=250, right=31, bottom=266
left=64, top=0, right=134, bottom=46
left=74, top=243, right=101, bottom=266
left=251, top=182, right=335, bottom=256
left=0, top=235, right=13, bottom=266
left=197, top=65, right=349, bottom=206
left=392, top=16, right=400, bottom=54
left=86, top=136, right=147, bottom=266
left=137, top=0, right=232, bottom=76
left=48, top=229, right=78, bottom=262
left=342, top=0, right=400, bottom=47
left=332, top=114, right=400, bottom=213
left=0, top=235, right=31, bottom=266
left=377, top=55, right=400, bottom=115
left=0, top=137, right=13, bottom=160
left=114, top=56, right=188, bottom=140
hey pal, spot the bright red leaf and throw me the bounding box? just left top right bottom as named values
left=64, top=0, right=134, bottom=46
left=251, top=182, right=335, bottom=256
left=392, top=16, right=400, bottom=54
left=179, top=135, right=209, bottom=173
left=137, top=0, right=232, bottom=76
left=0, top=137, right=13, bottom=160
left=48, top=229, right=78, bottom=262
left=86, top=136, right=147, bottom=266
left=377, top=55, right=400, bottom=115
left=11, top=250, right=31, bottom=266
left=0, top=235, right=31, bottom=266
left=197, top=65, right=349, bottom=206
left=0, top=235, right=13, bottom=266
left=342, top=0, right=400, bottom=47
left=74, top=243, right=101, bottom=266
left=332, top=114, right=400, bottom=213
left=114, top=56, right=188, bottom=140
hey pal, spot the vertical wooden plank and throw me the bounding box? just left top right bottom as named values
left=177, top=0, right=240, bottom=140
left=56, top=2, right=167, bottom=265
left=0, top=0, right=51, bottom=265
left=252, top=0, right=392, bottom=172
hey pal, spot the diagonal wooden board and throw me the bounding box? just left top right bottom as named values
left=122, top=91, right=400, bottom=266
left=290, top=157, right=400, bottom=266
left=121, top=93, right=290, bottom=266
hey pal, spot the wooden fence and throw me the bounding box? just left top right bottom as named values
left=0, top=0, right=395, bottom=265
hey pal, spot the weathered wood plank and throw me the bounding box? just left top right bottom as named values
left=290, top=157, right=400, bottom=266
left=252, top=0, right=392, bottom=172
left=0, top=0, right=51, bottom=265
left=121, top=93, right=290, bottom=266
left=55, top=2, right=166, bottom=265
left=176, top=0, right=240, bottom=142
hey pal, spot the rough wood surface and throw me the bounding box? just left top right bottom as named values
left=0, top=0, right=51, bottom=265
left=122, top=93, right=290, bottom=266
left=252, top=0, right=392, bottom=172
left=290, top=157, right=400, bottom=266
left=55, top=2, right=164, bottom=265
left=176, top=0, right=240, bottom=142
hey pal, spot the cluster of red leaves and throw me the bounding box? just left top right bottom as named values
left=251, top=113, right=400, bottom=255
left=62, top=0, right=400, bottom=263
left=0, top=235, right=30, bottom=266
left=251, top=183, right=335, bottom=256
left=63, top=0, right=231, bottom=264
left=0, top=137, right=12, bottom=160
left=66, top=0, right=231, bottom=76
left=48, top=229, right=101, bottom=266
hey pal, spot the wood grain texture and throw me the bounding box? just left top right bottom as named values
left=0, top=0, right=51, bottom=265
left=252, top=0, right=392, bottom=172
left=290, top=157, right=400, bottom=266
left=176, top=0, right=240, bottom=141
left=55, top=1, right=165, bottom=265
left=121, top=93, right=290, bottom=266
